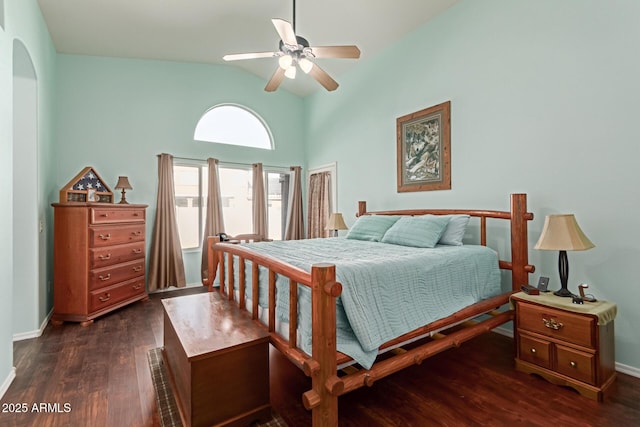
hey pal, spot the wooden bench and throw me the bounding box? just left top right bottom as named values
left=162, top=292, right=271, bottom=427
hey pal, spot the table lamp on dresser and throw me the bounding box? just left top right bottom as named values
left=534, top=214, right=595, bottom=297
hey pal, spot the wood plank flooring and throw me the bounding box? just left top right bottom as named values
left=1, top=286, right=638, bottom=426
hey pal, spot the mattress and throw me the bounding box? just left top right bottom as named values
left=218, top=237, right=501, bottom=369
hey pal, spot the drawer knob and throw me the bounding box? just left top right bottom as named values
left=99, top=253, right=112, bottom=260
left=530, top=348, right=537, bottom=354
left=99, top=293, right=111, bottom=302
left=133, top=213, right=139, bottom=216
left=542, top=317, right=563, bottom=330
left=101, top=213, right=108, bottom=217
left=132, top=231, right=142, bottom=236
left=133, top=248, right=142, bottom=254
left=133, top=266, right=142, bottom=272
left=570, top=361, right=577, bottom=368
left=99, top=274, right=111, bottom=281
left=99, top=233, right=111, bottom=240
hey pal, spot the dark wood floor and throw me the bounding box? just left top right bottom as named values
left=1, top=286, right=638, bottom=427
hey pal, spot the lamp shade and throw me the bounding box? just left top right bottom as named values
left=115, top=176, right=132, bottom=190
left=534, top=214, right=594, bottom=251
left=325, top=213, right=348, bottom=231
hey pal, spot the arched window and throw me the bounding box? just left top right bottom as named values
left=194, top=104, right=273, bottom=150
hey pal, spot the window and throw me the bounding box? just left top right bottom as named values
left=174, top=164, right=207, bottom=249
left=194, top=104, right=274, bottom=150
left=174, top=162, right=290, bottom=250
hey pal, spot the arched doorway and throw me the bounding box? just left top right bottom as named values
left=12, top=40, right=40, bottom=336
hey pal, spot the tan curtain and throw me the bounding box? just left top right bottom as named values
left=252, top=163, right=268, bottom=239
left=201, top=158, right=225, bottom=281
left=148, top=153, right=186, bottom=291
left=307, top=172, right=331, bottom=238
left=284, top=166, right=305, bottom=240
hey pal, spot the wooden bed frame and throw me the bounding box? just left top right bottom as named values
left=204, top=193, right=534, bottom=426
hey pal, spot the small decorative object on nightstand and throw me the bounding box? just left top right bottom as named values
left=326, top=212, right=348, bottom=237
left=534, top=214, right=595, bottom=297
left=512, top=292, right=616, bottom=401
left=115, top=176, right=133, bottom=204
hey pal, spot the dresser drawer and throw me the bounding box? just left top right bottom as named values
left=91, top=207, right=145, bottom=224
left=90, top=242, right=145, bottom=269
left=90, top=259, right=145, bottom=290
left=90, top=277, right=146, bottom=312
left=556, top=345, right=596, bottom=385
left=518, top=333, right=552, bottom=369
left=517, top=302, right=595, bottom=348
left=90, top=224, right=145, bottom=247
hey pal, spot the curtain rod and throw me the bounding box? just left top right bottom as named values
left=157, top=154, right=293, bottom=170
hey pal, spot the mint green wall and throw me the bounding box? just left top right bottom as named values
left=55, top=55, right=305, bottom=285
left=305, top=0, right=640, bottom=371
left=0, top=0, right=56, bottom=391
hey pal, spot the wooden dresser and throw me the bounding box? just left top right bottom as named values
left=512, top=292, right=616, bottom=401
left=52, top=203, right=148, bottom=326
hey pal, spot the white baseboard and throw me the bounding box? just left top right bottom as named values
left=490, top=328, right=640, bottom=378
left=13, top=309, right=53, bottom=342
left=0, top=367, right=16, bottom=400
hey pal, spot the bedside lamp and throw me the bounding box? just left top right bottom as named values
left=534, top=214, right=594, bottom=297
left=325, top=213, right=348, bottom=237
left=115, top=176, right=132, bottom=204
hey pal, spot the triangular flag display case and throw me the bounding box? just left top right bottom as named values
left=59, top=166, right=114, bottom=203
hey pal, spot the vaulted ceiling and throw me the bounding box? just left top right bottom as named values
left=37, top=0, right=458, bottom=96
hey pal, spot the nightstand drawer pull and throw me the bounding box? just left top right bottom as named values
left=530, top=348, right=537, bottom=354
left=542, top=317, right=563, bottom=330
left=570, top=361, right=577, bottom=368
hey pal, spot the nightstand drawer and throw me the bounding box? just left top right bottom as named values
left=518, top=333, right=551, bottom=369
left=517, top=303, right=595, bottom=348
left=556, top=345, right=596, bottom=385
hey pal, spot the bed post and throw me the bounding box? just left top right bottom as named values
left=510, top=194, right=534, bottom=290
left=303, top=263, right=341, bottom=427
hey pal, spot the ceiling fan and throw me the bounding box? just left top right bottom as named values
left=222, top=0, right=360, bottom=92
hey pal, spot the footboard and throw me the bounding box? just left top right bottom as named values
left=206, top=238, right=342, bottom=425
left=205, top=193, right=534, bottom=426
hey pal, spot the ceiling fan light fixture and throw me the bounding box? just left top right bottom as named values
left=299, top=57, right=313, bottom=74
left=278, top=54, right=293, bottom=70
left=284, top=65, right=297, bottom=79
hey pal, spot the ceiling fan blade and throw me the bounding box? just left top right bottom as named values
left=223, top=52, right=277, bottom=61
left=307, top=63, right=339, bottom=91
left=265, top=67, right=286, bottom=92
left=310, top=46, right=361, bottom=59
left=272, top=18, right=297, bottom=46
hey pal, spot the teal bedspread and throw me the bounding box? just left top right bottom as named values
left=222, top=238, right=501, bottom=369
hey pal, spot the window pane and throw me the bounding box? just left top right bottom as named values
left=267, top=172, right=287, bottom=240
left=194, top=105, right=273, bottom=150
left=174, top=165, right=201, bottom=249
left=219, top=168, right=253, bottom=236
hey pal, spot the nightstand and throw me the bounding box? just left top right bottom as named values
left=511, top=292, right=617, bottom=401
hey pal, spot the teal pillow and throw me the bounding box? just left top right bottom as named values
left=438, top=214, right=470, bottom=246
left=345, top=215, right=401, bottom=242
left=381, top=215, right=450, bottom=248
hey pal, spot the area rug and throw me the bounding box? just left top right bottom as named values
left=147, top=348, right=288, bottom=427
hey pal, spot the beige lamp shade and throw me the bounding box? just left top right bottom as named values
left=325, top=213, right=348, bottom=231
left=115, top=176, right=132, bottom=190
left=534, top=214, right=595, bottom=251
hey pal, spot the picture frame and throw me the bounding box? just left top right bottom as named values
left=397, top=101, right=451, bottom=192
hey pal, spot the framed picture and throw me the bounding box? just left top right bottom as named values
left=397, top=101, right=451, bottom=192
